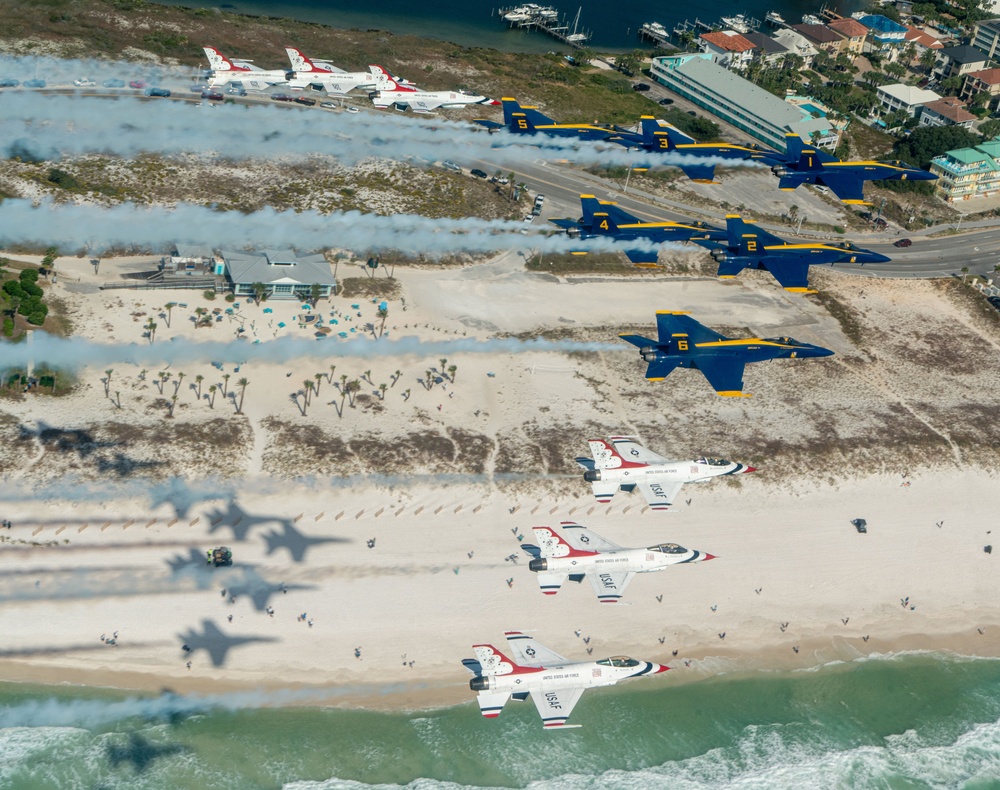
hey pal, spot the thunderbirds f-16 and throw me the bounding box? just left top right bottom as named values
left=368, top=65, right=499, bottom=112
left=700, top=214, right=891, bottom=292
left=203, top=47, right=289, bottom=90
left=521, top=522, right=716, bottom=602
left=549, top=194, right=726, bottom=265
left=772, top=133, right=936, bottom=204
left=613, top=116, right=783, bottom=183
left=463, top=631, right=668, bottom=728
left=474, top=97, right=616, bottom=140
left=284, top=47, right=376, bottom=93
left=575, top=436, right=755, bottom=509
left=620, top=311, right=833, bottom=397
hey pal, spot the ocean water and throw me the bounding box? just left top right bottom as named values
left=4, top=653, right=1000, bottom=789
left=151, top=0, right=867, bottom=52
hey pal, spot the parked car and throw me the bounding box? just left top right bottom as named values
left=441, top=160, right=461, bottom=172
left=102, top=78, right=125, bottom=88
left=145, top=87, right=171, bottom=97
left=632, top=82, right=650, bottom=92
left=294, top=96, right=317, bottom=106
left=271, top=93, right=293, bottom=102
left=201, top=91, right=224, bottom=101
left=226, top=86, right=248, bottom=96
left=73, top=78, right=96, bottom=87
left=470, top=168, right=488, bottom=179
left=129, top=80, right=146, bottom=89
left=345, top=105, right=360, bottom=113
left=0, top=78, right=19, bottom=87
left=320, top=101, right=338, bottom=109
left=490, top=175, right=510, bottom=185
left=893, top=238, right=912, bottom=248
left=686, top=110, right=697, bottom=116
left=190, top=84, right=209, bottom=92
left=23, top=79, right=46, bottom=88
left=523, top=214, right=535, bottom=223
left=658, top=97, right=674, bottom=105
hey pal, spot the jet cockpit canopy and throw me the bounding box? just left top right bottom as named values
left=696, top=457, right=730, bottom=466
left=647, top=542, right=687, bottom=554
left=596, top=656, right=640, bottom=668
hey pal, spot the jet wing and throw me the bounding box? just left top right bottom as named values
left=536, top=572, right=567, bottom=595
left=473, top=118, right=503, bottom=130
left=759, top=258, right=811, bottom=291
left=693, top=358, right=748, bottom=397
left=645, top=358, right=681, bottom=381
left=814, top=172, right=868, bottom=204
left=609, top=437, right=670, bottom=464
left=588, top=570, right=636, bottom=602
left=590, top=479, right=621, bottom=503
left=504, top=631, right=567, bottom=667
left=636, top=480, right=685, bottom=510
left=531, top=686, right=585, bottom=729
left=678, top=163, right=718, bottom=183
left=623, top=246, right=659, bottom=265
left=777, top=173, right=809, bottom=191
left=477, top=691, right=511, bottom=719
left=559, top=522, right=622, bottom=552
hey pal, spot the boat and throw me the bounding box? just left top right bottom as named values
left=720, top=14, right=750, bottom=32
left=801, top=13, right=823, bottom=24
left=765, top=10, right=786, bottom=26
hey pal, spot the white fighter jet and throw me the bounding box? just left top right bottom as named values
left=464, top=630, right=668, bottom=729
left=203, top=46, right=289, bottom=90
left=283, top=47, right=377, bottom=94
left=522, top=522, right=715, bottom=603
left=367, top=64, right=500, bottom=112
left=576, top=436, right=756, bottom=511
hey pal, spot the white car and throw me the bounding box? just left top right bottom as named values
left=73, top=78, right=96, bottom=87
left=345, top=105, right=360, bottom=113
left=320, top=101, right=337, bottom=109
left=441, top=161, right=462, bottom=173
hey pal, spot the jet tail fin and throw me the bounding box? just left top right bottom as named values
left=472, top=644, right=522, bottom=675
left=618, top=333, right=658, bottom=349
left=786, top=134, right=822, bottom=171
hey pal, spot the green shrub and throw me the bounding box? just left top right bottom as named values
left=27, top=310, right=46, bottom=326
left=18, top=298, right=41, bottom=316
left=2, top=280, right=23, bottom=297
left=2, top=317, right=12, bottom=336
left=203, top=290, right=216, bottom=300
left=19, top=268, right=38, bottom=284
left=22, top=282, right=42, bottom=298
left=225, top=293, right=236, bottom=302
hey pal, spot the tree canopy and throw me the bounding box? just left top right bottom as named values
left=890, top=125, right=982, bottom=169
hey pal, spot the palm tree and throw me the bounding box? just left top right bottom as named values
left=114, top=391, right=121, bottom=409
left=339, top=373, right=348, bottom=393
left=314, top=373, right=323, bottom=396
left=448, top=364, right=457, bottom=383
left=164, top=302, right=176, bottom=328
left=174, top=371, right=185, bottom=396
left=310, top=283, right=322, bottom=307
left=145, top=319, right=157, bottom=344
left=251, top=282, right=266, bottom=305
left=195, top=374, right=204, bottom=399
left=157, top=371, right=170, bottom=395
left=425, top=369, right=434, bottom=390
left=222, top=373, right=230, bottom=397
left=346, top=379, right=361, bottom=407
left=236, top=377, right=249, bottom=414
left=327, top=365, right=336, bottom=384
left=391, top=369, right=402, bottom=387
left=139, top=368, right=147, bottom=382
left=194, top=306, right=208, bottom=327
left=104, top=369, right=113, bottom=398
left=168, top=394, right=178, bottom=418
left=378, top=383, right=387, bottom=400
left=303, top=380, right=314, bottom=406
left=292, top=392, right=307, bottom=416
left=377, top=306, right=388, bottom=338
left=403, top=388, right=411, bottom=401
left=363, top=369, right=372, bottom=383
left=208, top=384, right=217, bottom=408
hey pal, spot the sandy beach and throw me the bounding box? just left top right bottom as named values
left=2, top=252, right=1000, bottom=710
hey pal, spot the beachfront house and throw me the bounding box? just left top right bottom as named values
left=221, top=249, right=338, bottom=301
left=929, top=137, right=1000, bottom=201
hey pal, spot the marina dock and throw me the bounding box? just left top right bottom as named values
left=496, top=4, right=592, bottom=48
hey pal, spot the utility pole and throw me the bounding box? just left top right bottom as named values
left=623, top=163, right=633, bottom=194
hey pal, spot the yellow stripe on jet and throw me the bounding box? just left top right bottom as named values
left=695, top=339, right=796, bottom=349
left=717, top=390, right=752, bottom=397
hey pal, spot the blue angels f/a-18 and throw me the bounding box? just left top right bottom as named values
left=620, top=311, right=833, bottom=397
left=473, top=97, right=616, bottom=140
left=699, top=214, right=891, bottom=292
left=549, top=194, right=726, bottom=265
left=611, top=117, right=782, bottom=183
left=771, top=134, right=936, bottom=204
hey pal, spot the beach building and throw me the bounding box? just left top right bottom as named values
left=961, top=67, right=1000, bottom=110
left=792, top=23, right=846, bottom=56
left=904, top=26, right=944, bottom=59
left=855, top=14, right=908, bottom=59
left=826, top=17, right=869, bottom=56
left=771, top=28, right=820, bottom=67
left=220, top=249, right=337, bottom=300
left=935, top=45, right=988, bottom=79
left=929, top=138, right=1000, bottom=201
left=649, top=54, right=835, bottom=150
left=972, top=17, right=1000, bottom=60
left=876, top=83, right=942, bottom=116
left=743, top=32, right=789, bottom=65
left=163, top=244, right=216, bottom=273
left=918, top=97, right=976, bottom=128
left=699, top=31, right=757, bottom=70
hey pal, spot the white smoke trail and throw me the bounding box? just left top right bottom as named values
left=0, top=198, right=693, bottom=256
left=0, top=332, right=624, bottom=370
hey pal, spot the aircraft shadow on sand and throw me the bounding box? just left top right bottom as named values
left=19, top=423, right=164, bottom=478
left=106, top=732, right=189, bottom=774
left=178, top=619, right=278, bottom=668
left=261, top=523, right=346, bottom=563
left=205, top=500, right=296, bottom=542
left=163, top=552, right=315, bottom=609
left=146, top=477, right=231, bottom=519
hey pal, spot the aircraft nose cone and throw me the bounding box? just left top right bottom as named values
left=743, top=466, right=757, bottom=473
left=813, top=347, right=835, bottom=357
left=654, top=664, right=669, bottom=674
left=702, top=553, right=717, bottom=561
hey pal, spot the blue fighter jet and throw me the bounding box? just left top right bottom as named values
left=549, top=194, right=727, bottom=265
left=620, top=311, right=834, bottom=397
left=473, top=97, right=616, bottom=141
left=771, top=133, right=936, bottom=204
left=699, top=214, right=892, bottom=292
left=611, top=117, right=783, bottom=183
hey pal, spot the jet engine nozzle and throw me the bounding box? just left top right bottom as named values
left=565, top=227, right=581, bottom=238
left=771, top=165, right=790, bottom=177
left=583, top=469, right=602, bottom=482
left=285, top=71, right=296, bottom=80
left=528, top=558, right=548, bottom=572
left=640, top=347, right=658, bottom=362
left=470, top=676, right=492, bottom=691
left=710, top=248, right=729, bottom=262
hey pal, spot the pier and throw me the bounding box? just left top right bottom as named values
left=496, top=4, right=593, bottom=48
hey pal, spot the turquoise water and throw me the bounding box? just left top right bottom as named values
left=4, top=653, right=1000, bottom=789
left=799, top=103, right=827, bottom=117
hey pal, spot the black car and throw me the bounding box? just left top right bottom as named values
left=145, top=87, right=171, bottom=97
left=294, top=96, right=317, bottom=106
left=470, top=168, right=488, bottom=179
left=23, top=79, right=46, bottom=88
left=658, top=97, right=674, bottom=105
left=271, top=93, right=293, bottom=102
left=201, top=91, right=224, bottom=101
left=687, top=110, right=697, bottom=116
left=632, top=82, right=650, bottom=92
left=0, top=78, right=19, bottom=87
left=893, top=238, right=912, bottom=248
